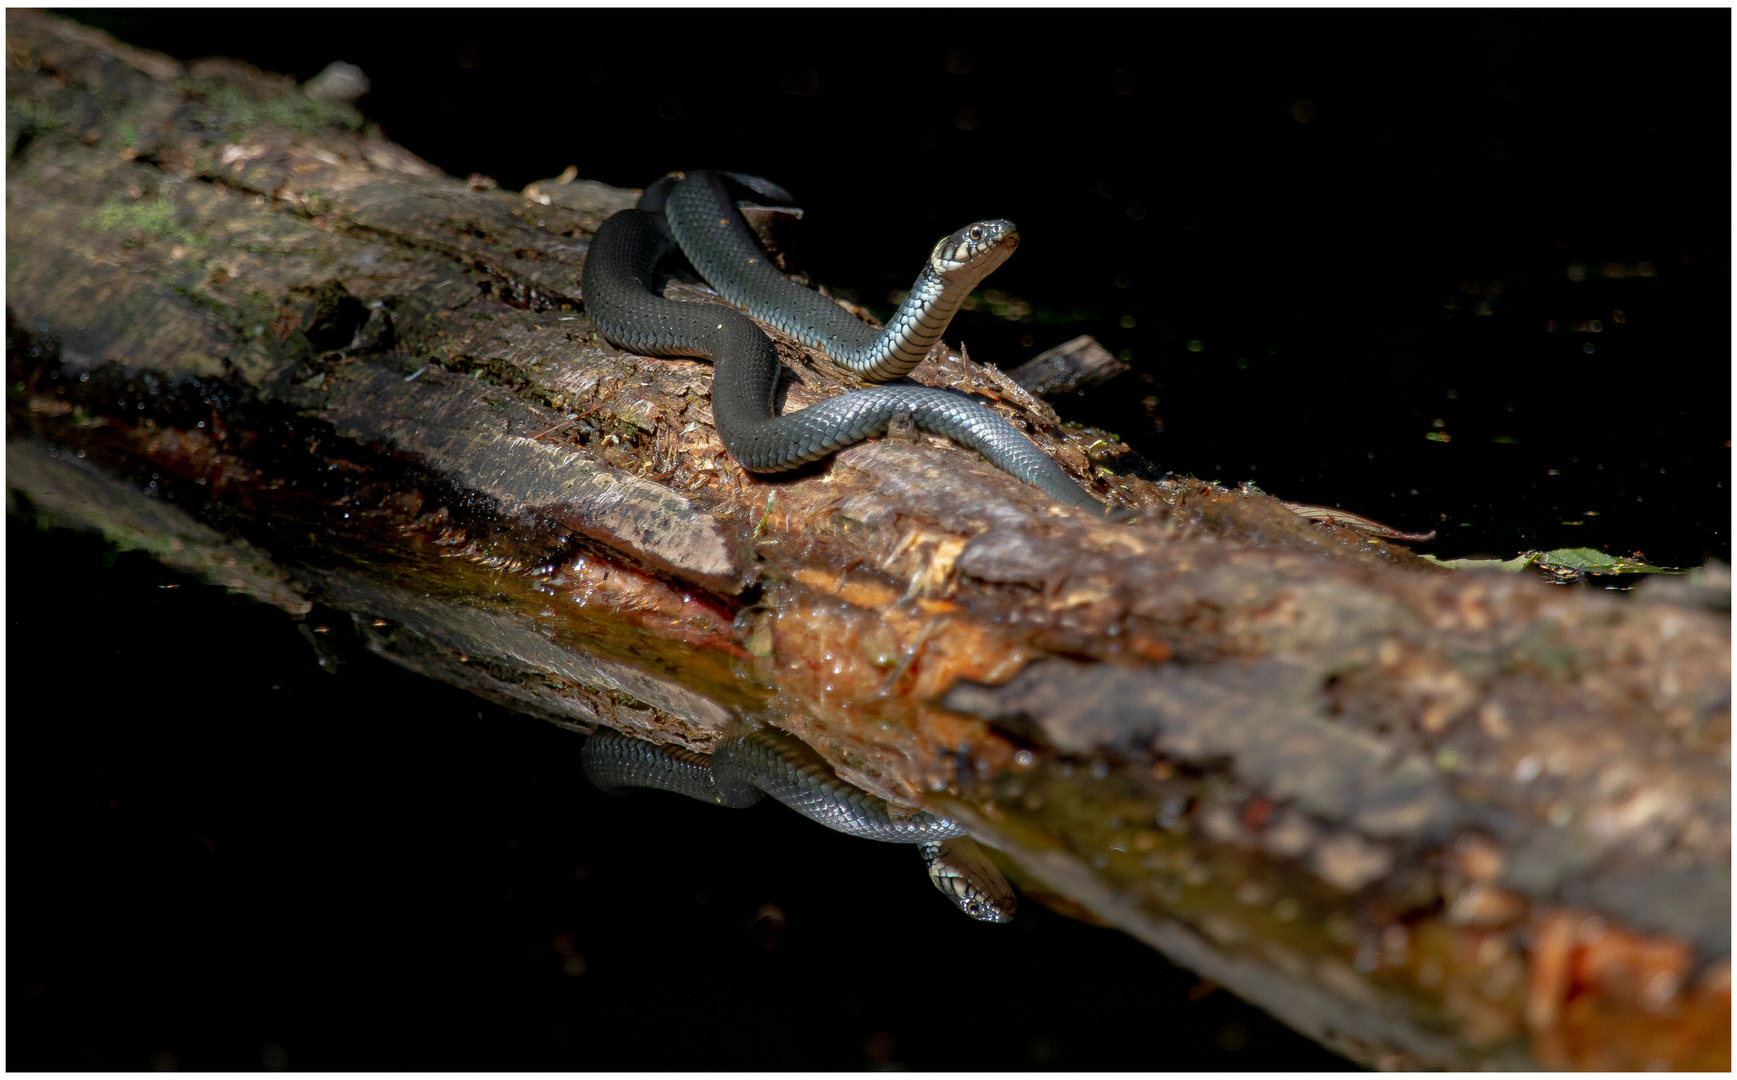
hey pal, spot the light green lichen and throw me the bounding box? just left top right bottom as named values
left=82, top=192, right=197, bottom=245
left=193, top=82, right=363, bottom=139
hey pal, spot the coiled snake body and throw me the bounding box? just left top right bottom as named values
left=582, top=728, right=1016, bottom=922
left=580, top=169, right=1100, bottom=509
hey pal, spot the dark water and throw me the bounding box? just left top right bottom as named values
left=7, top=519, right=1347, bottom=1071
left=12, top=8, right=1729, bottom=1070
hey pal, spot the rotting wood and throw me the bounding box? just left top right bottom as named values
left=1005, top=333, right=1130, bottom=398
left=4, top=11, right=1728, bottom=1069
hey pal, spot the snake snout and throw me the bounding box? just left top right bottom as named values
left=976, top=219, right=1018, bottom=256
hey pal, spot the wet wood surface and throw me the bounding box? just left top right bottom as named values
left=5, top=12, right=1728, bottom=1069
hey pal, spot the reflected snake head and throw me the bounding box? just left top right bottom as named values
left=923, top=837, right=1018, bottom=923
left=929, top=219, right=1019, bottom=282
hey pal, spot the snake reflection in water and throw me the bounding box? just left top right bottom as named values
left=582, top=728, right=1017, bottom=922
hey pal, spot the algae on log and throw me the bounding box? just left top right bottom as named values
left=5, top=11, right=1728, bottom=1070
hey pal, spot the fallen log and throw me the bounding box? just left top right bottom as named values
left=5, top=11, right=1728, bottom=1069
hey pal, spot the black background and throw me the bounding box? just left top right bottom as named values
left=10, top=7, right=1731, bottom=1071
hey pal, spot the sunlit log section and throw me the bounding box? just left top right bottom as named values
left=5, top=11, right=1727, bottom=1069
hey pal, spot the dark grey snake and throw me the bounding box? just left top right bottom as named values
left=579, top=169, right=1101, bottom=510
left=581, top=727, right=1016, bottom=922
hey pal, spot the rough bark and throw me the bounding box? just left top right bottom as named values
left=5, top=12, right=1728, bottom=1070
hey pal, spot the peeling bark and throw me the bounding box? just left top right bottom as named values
left=5, top=12, right=1728, bottom=1069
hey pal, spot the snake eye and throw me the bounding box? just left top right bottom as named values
left=968, top=225, right=984, bottom=242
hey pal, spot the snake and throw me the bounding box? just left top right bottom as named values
left=579, top=169, right=1102, bottom=510
left=581, top=727, right=1017, bottom=923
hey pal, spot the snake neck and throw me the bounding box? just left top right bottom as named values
left=714, top=730, right=967, bottom=843
left=830, top=264, right=961, bottom=382
left=580, top=729, right=763, bottom=808
left=662, top=172, right=1001, bottom=384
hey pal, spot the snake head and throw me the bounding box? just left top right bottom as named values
left=929, top=219, right=1019, bottom=281
left=920, top=837, right=1018, bottom=923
